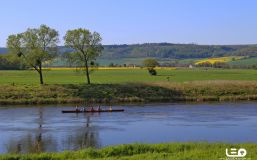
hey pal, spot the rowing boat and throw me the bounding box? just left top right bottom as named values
left=62, top=109, right=124, bottom=113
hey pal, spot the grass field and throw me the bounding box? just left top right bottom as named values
left=1, top=68, right=257, bottom=84
left=229, top=57, right=257, bottom=65
left=1, top=143, right=257, bottom=160
left=2, top=80, right=257, bottom=105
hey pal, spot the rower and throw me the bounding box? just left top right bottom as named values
left=109, top=106, right=112, bottom=111
left=90, top=106, right=94, bottom=111
left=97, top=106, right=101, bottom=111
left=75, top=106, right=79, bottom=111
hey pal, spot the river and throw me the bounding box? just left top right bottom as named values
left=0, top=102, right=257, bottom=153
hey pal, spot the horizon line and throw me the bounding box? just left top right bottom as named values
left=1, top=42, right=257, bottom=48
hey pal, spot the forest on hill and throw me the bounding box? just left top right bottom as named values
left=2, top=43, right=257, bottom=59
left=1, top=43, right=257, bottom=69
left=100, top=43, right=257, bottom=59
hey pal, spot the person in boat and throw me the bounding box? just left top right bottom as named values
left=97, top=106, right=101, bottom=111
left=90, top=106, right=94, bottom=112
left=75, top=106, right=79, bottom=111
left=109, top=106, right=112, bottom=111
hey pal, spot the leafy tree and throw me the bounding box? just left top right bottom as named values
left=143, top=58, right=159, bottom=76
left=64, top=28, right=103, bottom=84
left=7, top=25, right=59, bottom=84
left=143, top=58, right=159, bottom=68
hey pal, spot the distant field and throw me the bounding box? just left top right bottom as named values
left=229, top=57, right=257, bottom=65
left=1, top=68, right=257, bottom=84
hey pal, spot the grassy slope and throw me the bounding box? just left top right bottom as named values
left=1, top=68, right=257, bottom=84
left=2, top=81, right=257, bottom=104
left=1, top=143, right=257, bottom=160
left=2, top=69, right=257, bottom=104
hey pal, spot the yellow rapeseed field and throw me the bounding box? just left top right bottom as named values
left=195, top=56, right=243, bottom=65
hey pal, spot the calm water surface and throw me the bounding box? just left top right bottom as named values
left=0, top=102, right=257, bottom=153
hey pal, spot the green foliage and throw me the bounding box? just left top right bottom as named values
left=1, top=143, right=257, bottom=160
left=143, top=58, right=159, bottom=68
left=6, top=25, right=59, bottom=84
left=7, top=25, right=59, bottom=66
left=64, top=28, right=103, bottom=84
left=143, top=58, right=159, bottom=76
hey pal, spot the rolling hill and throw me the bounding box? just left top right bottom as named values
left=1, top=43, right=257, bottom=67
left=1, top=43, right=257, bottom=59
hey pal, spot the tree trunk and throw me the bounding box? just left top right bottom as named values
left=85, top=60, right=91, bottom=84
left=39, top=71, right=44, bottom=85
left=38, top=62, right=44, bottom=85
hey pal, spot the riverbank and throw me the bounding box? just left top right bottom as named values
left=1, top=80, right=257, bottom=105
left=1, top=143, right=257, bottom=160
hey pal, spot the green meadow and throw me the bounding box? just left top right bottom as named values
left=1, top=68, right=257, bottom=84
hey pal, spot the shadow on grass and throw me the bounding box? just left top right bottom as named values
left=63, top=83, right=185, bottom=103
left=155, top=74, right=174, bottom=77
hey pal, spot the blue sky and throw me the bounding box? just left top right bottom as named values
left=0, top=0, right=257, bottom=47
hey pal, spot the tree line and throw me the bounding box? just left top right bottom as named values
left=6, top=24, right=103, bottom=84
left=195, top=61, right=257, bottom=69
left=3, top=42, right=256, bottom=58
left=100, top=43, right=257, bottom=59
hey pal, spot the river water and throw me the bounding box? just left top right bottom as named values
left=0, top=102, right=257, bottom=153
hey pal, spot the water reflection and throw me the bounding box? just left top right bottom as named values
left=4, top=107, right=100, bottom=153
left=1, top=102, right=257, bottom=154
left=5, top=107, right=52, bottom=153
left=61, top=115, right=100, bottom=150
left=5, top=133, right=55, bottom=153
